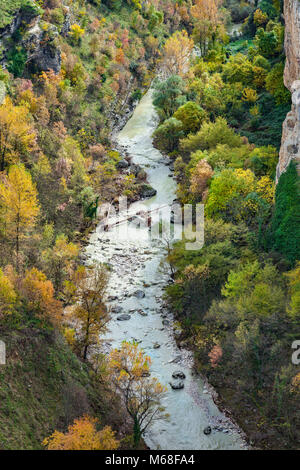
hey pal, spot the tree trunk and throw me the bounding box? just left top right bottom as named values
left=133, top=416, right=141, bottom=447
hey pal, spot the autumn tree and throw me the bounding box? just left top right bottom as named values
left=109, top=341, right=167, bottom=447
left=0, top=268, right=17, bottom=318
left=65, top=265, right=110, bottom=360
left=42, top=234, right=79, bottom=293
left=161, top=30, right=194, bottom=77
left=0, top=97, right=36, bottom=171
left=189, top=159, right=213, bottom=200
left=43, top=415, right=119, bottom=450
left=191, top=0, right=223, bottom=56
left=22, top=267, right=63, bottom=326
left=0, top=165, right=39, bottom=270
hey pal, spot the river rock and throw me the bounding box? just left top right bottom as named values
left=138, top=310, right=148, bottom=316
left=203, top=426, right=212, bottom=435
left=139, top=184, right=157, bottom=198
left=108, top=295, right=118, bottom=301
left=117, top=314, right=131, bottom=321
left=170, top=381, right=184, bottom=390
left=130, top=163, right=142, bottom=175
left=117, top=159, right=129, bottom=169
left=133, top=290, right=145, bottom=299
left=162, top=319, right=170, bottom=326
left=153, top=342, right=160, bottom=349
left=172, top=371, right=186, bottom=380
left=111, top=306, right=123, bottom=313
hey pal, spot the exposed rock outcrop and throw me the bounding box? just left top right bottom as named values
left=23, top=21, right=61, bottom=74
left=277, top=0, right=300, bottom=181
left=0, top=7, right=61, bottom=75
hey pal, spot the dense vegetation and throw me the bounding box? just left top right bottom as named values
left=0, top=0, right=193, bottom=450
left=151, top=0, right=300, bottom=450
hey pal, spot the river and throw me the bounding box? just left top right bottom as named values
left=84, top=89, right=247, bottom=450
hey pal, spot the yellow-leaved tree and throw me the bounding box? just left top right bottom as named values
left=0, top=268, right=17, bottom=318
left=0, top=164, right=40, bottom=270
left=64, top=265, right=110, bottom=360
left=43, top=415, right=119, bottom=450
left=109, top=341, right=167, bottom=447
left=191, top=0, right=223, bottom=56
left=42, top=234, right=79, bottom=293
left=161, top=30, right=194, bottom=77
left=0, top=97, right=36, bottom=171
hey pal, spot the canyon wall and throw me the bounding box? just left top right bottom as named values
left=277, top=0, right=300, bottom=180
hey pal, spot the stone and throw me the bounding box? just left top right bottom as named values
left=172, top=371, right=186, bottom=380
left=117, top=159, right=129, bottom=169
left=153, top=342, right=160, bottom=349
left=111, top=306, right=123, bottom=313
left=117, top=314, right=131, bottom=321
left=162, top=319, right=169, bottom=326
left=169, top=381, right=184, bottom=390
left=133, top=290, right=145, bottom=299
left=138, top=310, right=148, bottom=316
left=203, top=426, right=212, bottom=435
left=139, top=184, right=157, bottom=199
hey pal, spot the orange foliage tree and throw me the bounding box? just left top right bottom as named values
left=22, top=267, right=63, bottom=326
left=43, top=415, right=119, bottom=450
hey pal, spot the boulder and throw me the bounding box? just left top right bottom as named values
left=203, top=426, right=212, bottom=435
left=111, top=306, right=123, bottom=313
left=169, top=381, right=184, bottom=390
left=117, top=314, right=131, bottom=321
left=172, top=371, right=186, bottom=380
left=133, top=290, right=145, bottom=299
left=117, top=159, right=129, bottom=169
left=138, top=310, right=148, bottom=316
left=139, top=184, right=157, bottom=199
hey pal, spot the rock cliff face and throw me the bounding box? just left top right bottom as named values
left=0, top=7, right=61, bottom=76
left=277, top=0, right=300, bottom=181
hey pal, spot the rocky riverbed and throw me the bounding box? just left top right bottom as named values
left=84, top=89, right=248, bottom=450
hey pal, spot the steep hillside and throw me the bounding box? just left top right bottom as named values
left=0, top=327, right=124, bottom=450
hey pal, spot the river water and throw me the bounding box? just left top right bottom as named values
left=85, top=90, right=247, bottom=450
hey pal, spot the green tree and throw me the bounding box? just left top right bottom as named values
left=173, top=101, right=207, bottom=134
left=152, top=75, right=186, bottom=120
left=152, top=118, right=183, bottom=153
